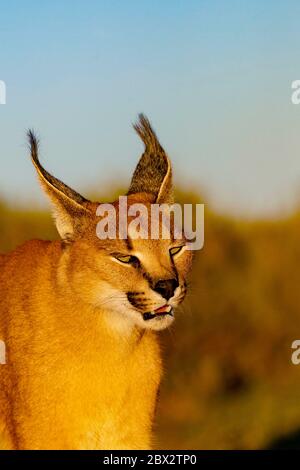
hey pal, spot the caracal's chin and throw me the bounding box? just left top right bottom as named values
left=106, top=305, right=175, bottom=332
left=139, top=312, right=175, bottom=331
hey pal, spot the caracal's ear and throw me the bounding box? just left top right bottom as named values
left=128, top=114, right=174, bottom=203
left=27, top=130, right=91, bottom=241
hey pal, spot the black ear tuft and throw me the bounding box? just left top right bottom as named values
left=27, top=129, right=40, bottom=165
left=133, top=114, right=163, bottom=155
left=27, top=129, right=91, bottom=240
left=27, top=129, right=89, bottom=205
left=128, top=114, right=173, bottom=203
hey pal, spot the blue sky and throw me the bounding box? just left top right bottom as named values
left=1, top=0, right=300, bottom=217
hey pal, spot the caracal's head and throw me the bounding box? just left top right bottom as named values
left=28, top=114, right=193, bottom=331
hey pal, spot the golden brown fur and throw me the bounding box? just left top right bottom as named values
left=0, top=115, right=192, bottom=449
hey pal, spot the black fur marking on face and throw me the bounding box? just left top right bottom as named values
left=141, top=270, right=154, bottom=288
left=127, top=291, right=145, bottom=296
left=123, top=236, right=133, bottom=251
left=143, top=312, right=156, bottom=321
left=127, top=292, right=148, bottom=309
left=143, top=309, right=174, bottom=321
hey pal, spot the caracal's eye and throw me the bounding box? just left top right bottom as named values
left=114, top=254, right=139, bottom=265
left=169, top=246, right=183, bottom=257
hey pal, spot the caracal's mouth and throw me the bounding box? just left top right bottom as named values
left=143, top=304, right=174, bottom=321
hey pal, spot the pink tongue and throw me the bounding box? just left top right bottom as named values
left=155, top=305, right=169, bottom=314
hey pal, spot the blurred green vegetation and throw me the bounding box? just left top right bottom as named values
left=1, top=191, right=300, bottom=449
